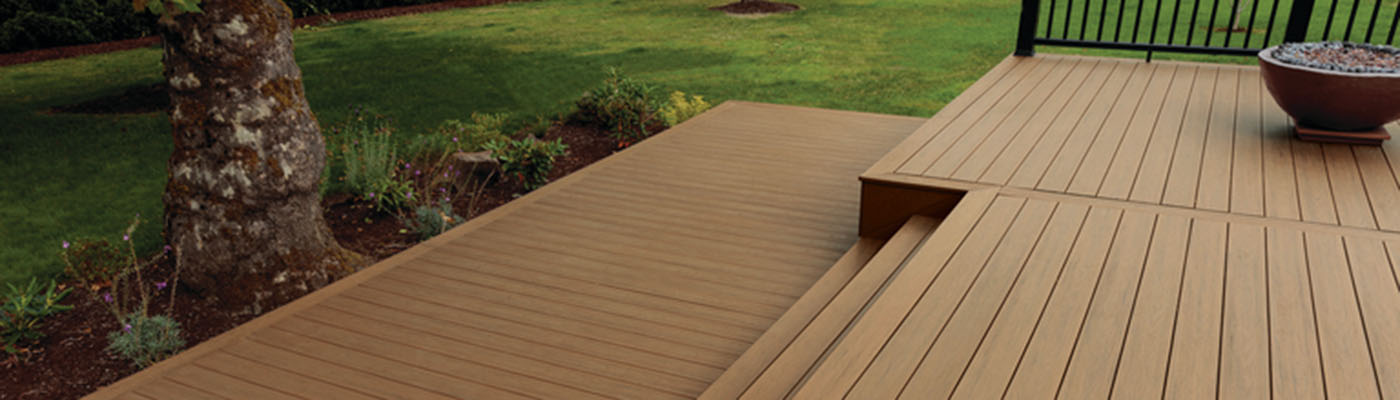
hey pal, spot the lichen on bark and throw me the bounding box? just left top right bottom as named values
left=159, top=0, right=364, bottom=315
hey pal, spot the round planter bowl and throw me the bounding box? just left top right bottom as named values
left=1258, top=45, right=1400, bottom=131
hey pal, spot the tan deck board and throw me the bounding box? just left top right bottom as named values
left=1230, top=71, right=1266, bottom=216
left=1099, top=64, right=1192, bottom=200
left=1265, top=227, right=1327, bottom=399
left=1162, top=66, right=1221, bottom=209
left=988, top=59, right=1113, bottom=185
left=1163, top=219, right=1227, bottom=399
left=1125, top=65, right=1195, bottom=203
left=1218, top=225, right=1270, bottom=400
left=89, top=101, right=923, bottom=399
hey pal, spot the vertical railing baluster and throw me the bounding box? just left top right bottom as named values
left=1188, top=0, right=1204, bottom=46
left=1225, top=0, right=1241, bottom=48
left=1324, top=0, right=1340, bottom=40
left=1047, top=0, right=1058, bottom=37
left=1284, top=0, right=1316, bottom=42
left=1080, top=0, right=1093, bottom=40
left=1264, top=0, right=1281, bottom=47
left=1150, top=0, right=1165, bottom=44
left=1206, top=0, right=1222, bottom=46
left=1388, top=0, right=1399, bottom=45
left=1365, top=0, right=1382, bottom=42
left=1344, top=0, right=1361, bottom=41
left=1058, top=0, right=1069, bottom=38
left=1116, top=0, right=1129, bottom=41
left=1169, top=0, right=1186, bottom=44
left=1098, top=0, right=1110, bottom=40
left=1132, top=0, right=1146, bottom=41
left=1254, top=0, right=1265, bottom=47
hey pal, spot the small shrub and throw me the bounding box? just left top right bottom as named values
left=0, top=278, right=73, bottom=354
left=659, top=91, right=713, bottom=127
left=59, top=238, right=129, bottom=286
left=324, top=109, right=411, bottom=211
left=574, top=68, right=659, bottom=142
left=484, top=137, right=568, bottom=191
left=106, top=313, right=184, bottom=368
left=398, top=200, right=464, bottom=240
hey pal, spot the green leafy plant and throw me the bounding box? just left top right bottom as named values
left=659, top=91, right=712, bottom=127
left=413, top=112, right=510, bottom=159
left=62, top=215, right=185, bottom=369
left=0, top=278, right=73, bottom=354
left=59, top=239, right=130, bottom=286
left=574, top=67, right=659, bottom=143
left=484, top=137, right=568, bottom=191
left=398, top=200, right=464, bottom=240
left=324, top=108, right=411, bottom=211
left=107, top=313, right=184, bottom=369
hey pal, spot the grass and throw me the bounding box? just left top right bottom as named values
left=0, top=0, right=1024, bottom=286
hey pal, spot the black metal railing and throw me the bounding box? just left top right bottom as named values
left=1017, top=0, right=1400, bottom=58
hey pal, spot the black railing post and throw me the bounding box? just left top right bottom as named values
left=1017, top=0, right=1042, bottom=56
left=1283, top=0, right=1317, bottom=42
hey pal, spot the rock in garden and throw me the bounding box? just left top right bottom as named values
left=453, top=150, right=500, bottom=175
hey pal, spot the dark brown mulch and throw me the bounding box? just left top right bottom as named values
left=709, top=0, right=801, bottom=15
left=0, top=121, right=651, bottom=400
left=0, top=0, right=530, bottom=68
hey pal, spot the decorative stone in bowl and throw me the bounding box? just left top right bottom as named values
left=1258, top=42, right=1400, bottom=145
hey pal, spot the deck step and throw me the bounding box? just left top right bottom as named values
left=699, top=215, right=945, bottom=399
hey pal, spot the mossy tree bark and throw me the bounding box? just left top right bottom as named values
left=159, top=0, right=363, bottom=315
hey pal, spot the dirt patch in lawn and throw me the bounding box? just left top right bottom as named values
left=0, top=121, right=654, bottom=399
left=710, top=0, right=801, bottom=15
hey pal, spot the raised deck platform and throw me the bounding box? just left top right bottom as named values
left=713, top=54, right=1400, bottom=399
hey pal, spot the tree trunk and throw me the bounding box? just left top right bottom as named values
left=159, top=0, right=363, bottom=315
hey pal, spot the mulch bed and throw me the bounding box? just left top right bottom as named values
left=709, top=0, right=801, bottom=15
left=0, top=0, right=531, bottom=68
left=1, top=119, right=651, bottom=399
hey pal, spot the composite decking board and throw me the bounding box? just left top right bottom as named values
left=1344, top=237, right=1400, bottom=399
left=1305, top=232, right=1384, bottom=399
left=1194, top=67, right=1240, bottom=212
left=162, top=364, right=299, bottom=400
left=944, top=203, right=1091, bottom=400
left=998, top=206, right=1123, bottom=400
left=1107, top=213, right=1192, bottom=399
left=1019, top=60, right=1138, bottom=191
left=1126, top=65, right=1197, bottom=204
left=866, top=55, right=1021, bottom=175
left=1324, top=144, right=1380, bottom=229
left=131, top=379, right=223, bottom=400
left=988, top=59, right=1115, bottom=186
left=924, top=58, right=1071, bottom=178
left=90, top=101, right=920, bottom=399
left=1229, top=70, right=1266, bottom=216
left=896, top=57, right=1048, bottom=175
left=1265, top=227, right=1328, bottom=399
left=698, top=237, right=887, bottom=400
left=730, top=217, right=947, bottom=400
left=793, top=196, right=1022, bottom=399
left=1162, top=219, right=1228, bottom=399
left=1218, top=225, right=1270, bottom=400
left=192, top=351, right=377, bottom=400
left=1260, top=80, right=1302, bottom=220
left=1161, top=66, right=1221, bottom=209
left=1099, top=64, right=1194, bottom=201
left=950, top=57, right=1097, bottom=181
left=1066, top=62, right=1171, bottom=197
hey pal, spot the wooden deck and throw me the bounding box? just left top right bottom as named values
left=92, top=53, right=1400, bottom=399
left=707, top=54, right=1400, bottom=399
left=85, top=101, right=925, bottom=399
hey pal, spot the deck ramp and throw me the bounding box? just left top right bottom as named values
left=86, top=101, right=925, bottom=399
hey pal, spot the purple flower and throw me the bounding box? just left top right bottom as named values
left=163, top=245, right=172, bottom=253
left=405, top=162, right=411, bottom=169
left=367, top=192, right=375, bottom=198
left=122, top=234, right=129, bottom=242
left=62, top=241, right=70, bottom=249
left=452, top=137, right=459, bottom=143
left=155, top=281, right=167, bottom=290
left=439, top=187, right=447, bottom=193
left=122, top=323, right=132, bottom=333
left=103, top=292, right=113, bottom=303
left=415, top=170, right=421, bottom=176
left=406, top=191, right=413, bottom=199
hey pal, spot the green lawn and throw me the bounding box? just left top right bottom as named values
left=0, top=0, right=1026, bottom=286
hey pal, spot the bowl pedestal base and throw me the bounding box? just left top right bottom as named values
left=1295, top=121, right=1391, bottom=145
